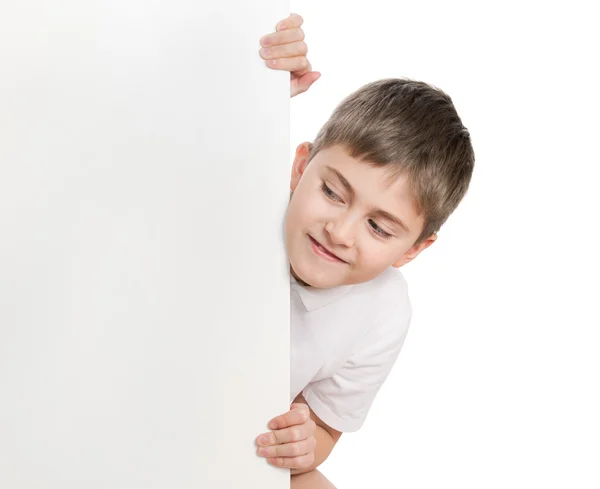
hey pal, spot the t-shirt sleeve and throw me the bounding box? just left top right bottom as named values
left=302, top=294, right=412, bottom=433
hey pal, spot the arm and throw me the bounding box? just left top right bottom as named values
left=290, top=393, right=342, bottom=476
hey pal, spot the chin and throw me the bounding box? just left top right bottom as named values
left=292, top=263, right=341, bottom=289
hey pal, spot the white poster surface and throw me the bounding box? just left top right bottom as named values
left=0, top=2, right=290, bottom=487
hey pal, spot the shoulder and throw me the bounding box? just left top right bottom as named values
left=361, top=267, right=411, bottom=314
left=374, top=266, right=409, bottom=294
left=348, top=268, right=412, bottom=351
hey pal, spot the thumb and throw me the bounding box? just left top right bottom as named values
left=304, top=71, right=321, bottom=87
left=292, top=72, right=321, bottom=96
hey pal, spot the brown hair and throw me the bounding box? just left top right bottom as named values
left=307, top=78, right=475, bottom=246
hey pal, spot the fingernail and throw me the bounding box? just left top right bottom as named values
left=260, top=435, right=270, bottom=445
left=269, top=420, right=277, bottom=429
left=259, top=447, right=268, bottom=456
left=278, top=23, right=286, bottom=30
left=261, top=36, right=271, bottom=46
left=261, top=48, right=271, bottom=58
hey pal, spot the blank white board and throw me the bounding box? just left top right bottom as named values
left=0, top=2, right=290, bottom=487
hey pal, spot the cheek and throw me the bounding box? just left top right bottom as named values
left=288, top=187, right=324, bottom=227
left=360, top=247, right=383, bottom=267
left=358, top=242, right=398, bottom=269
left=285, top=197, right=309, bottom=239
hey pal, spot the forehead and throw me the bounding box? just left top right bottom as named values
left=313, top=145, right=413, bottom=197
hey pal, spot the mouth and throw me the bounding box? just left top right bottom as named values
left=309, top=235, right=347, bottom=264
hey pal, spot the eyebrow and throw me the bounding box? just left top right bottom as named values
left=325, top=166, right=410, bottom=233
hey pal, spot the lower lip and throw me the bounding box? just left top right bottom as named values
left=309, top=236, right=345, bottom=263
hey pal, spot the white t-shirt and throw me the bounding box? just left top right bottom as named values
left=290, top=266, right=412, bottom=433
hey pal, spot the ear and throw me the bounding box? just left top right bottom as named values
left=392, top=233, right=437, bottom=268
left=290, top=141, right=313, bottom=191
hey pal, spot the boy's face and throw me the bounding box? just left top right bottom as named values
left=285, top=142, right=437, bottom=288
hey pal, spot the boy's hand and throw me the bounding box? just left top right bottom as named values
left=259, top=13, right=321, bottom=98
left=256, top=402, right=317, bottom=470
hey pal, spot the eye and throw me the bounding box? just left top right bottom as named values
left=368, top=219, right=393, bottom=239
left=321, top=182, right=343, bottom=202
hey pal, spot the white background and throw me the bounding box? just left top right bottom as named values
left=0, top=2, right=290, bottom=488
left=290, top=1, right=600, bottom=487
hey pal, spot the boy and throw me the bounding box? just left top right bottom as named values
left=255, top=14, right=475, bottom=488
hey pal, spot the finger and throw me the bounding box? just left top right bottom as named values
left=257, top=436, right=316, bottom=459
left=260, top=41, right=307, bottom=62
left=268, top=452, right=315, bottom=470
left=277, top=13, right=304, bottom=31
left=256, top=426, right=302, bottom=447
left=269, top=403, right=310, bottom=430
left=260, top=27, right=305, bottom=48
left=256, top=416, right=315, bottom=447
left=265, top=56, right=311, bottom=75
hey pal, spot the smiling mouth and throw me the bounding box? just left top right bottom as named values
left=309, top=235, right=347, bottom=263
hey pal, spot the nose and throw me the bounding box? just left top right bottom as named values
left=325, top=216, right=356, bottom=248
